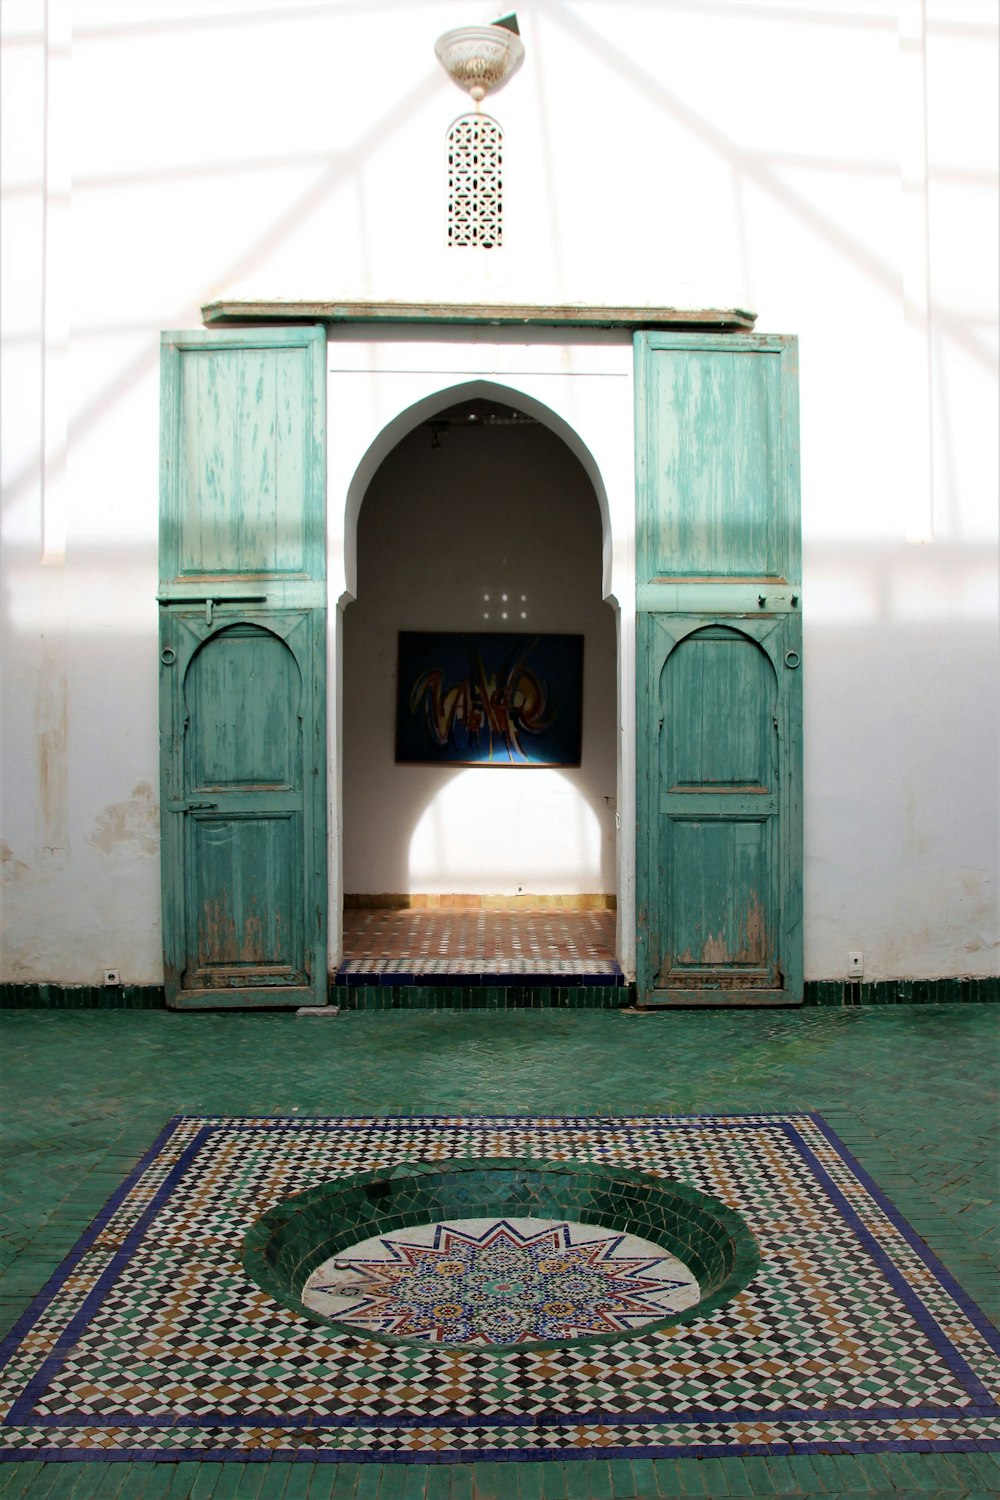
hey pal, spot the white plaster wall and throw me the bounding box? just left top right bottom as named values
left=341, top=408, right=618, bottom=899
left=0, top=0, right=996, bottom=984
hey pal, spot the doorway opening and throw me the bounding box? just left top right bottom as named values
left=340, top=393, right=619, bottom=980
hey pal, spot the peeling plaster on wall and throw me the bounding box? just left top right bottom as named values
left=955, top=871, right=998, bottom=959
left=874, top=871, right=999, bottom=977
left=88, top=782, right=159, bottom=857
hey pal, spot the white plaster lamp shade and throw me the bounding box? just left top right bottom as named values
left=434, top=24, right=525, bottom=102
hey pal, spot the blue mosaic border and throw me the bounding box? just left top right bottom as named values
left=0, top=1115, right=184, bottom=1365
left=803, top=1114, right=1000, bottom=1384
left=336, top=967, right=625, bottom=986
left=785, top=1126, right=995, bottom=1405
left=1, top=1113, right=998, bottom=1462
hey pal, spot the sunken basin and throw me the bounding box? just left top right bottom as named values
left=243, top=1157, right=758, bottom=1352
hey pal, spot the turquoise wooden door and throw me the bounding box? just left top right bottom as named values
left=158, top=328, right=327, bottom=1009
left=635, top=333, right=802, bottom=1005
left=638, top=613, right=802, bottom=1002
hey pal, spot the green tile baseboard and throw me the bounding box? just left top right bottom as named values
left=0, top=981, right=629, bottom=1011
left=331, top=983, right=630, bottom=1010
left=0, top=975, right=997, bottom=1008
left=0, top=982, right=169, bottom=1009
left=802, top=975, right=1000, bottom=1005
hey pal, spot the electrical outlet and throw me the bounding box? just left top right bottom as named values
left=847, top=951, right=864, bottom=978
left=103, top=969, right=122, bottom=987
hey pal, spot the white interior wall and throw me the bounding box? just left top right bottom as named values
left=341, top=408, right=617, bottom=900
left=1, top=0, right=996, bottom=985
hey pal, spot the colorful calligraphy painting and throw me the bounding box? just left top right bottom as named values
left=395, top=632, right=584, bottom=766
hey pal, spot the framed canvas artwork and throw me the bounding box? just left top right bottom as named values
left=395, top=632, right=584, bottom=767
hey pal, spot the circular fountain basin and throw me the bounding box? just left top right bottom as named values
left=243, top=1157, right=758, bottom=1352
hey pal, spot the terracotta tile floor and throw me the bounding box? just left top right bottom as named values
left=339, top=906, right=619, bottom=976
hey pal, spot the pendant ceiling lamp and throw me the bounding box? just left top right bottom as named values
left=435, top=15, right=524, bottom=103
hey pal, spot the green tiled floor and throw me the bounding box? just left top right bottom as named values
left=1, top=1004, right=998, bottom=1497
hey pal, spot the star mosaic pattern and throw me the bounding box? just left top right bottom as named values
left=1, top=1113, right=998, bottom=1462
left=301, top=1216, right=700, bottom=1343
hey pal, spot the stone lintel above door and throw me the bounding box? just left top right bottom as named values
left=200, top=299, right=757, bottom=331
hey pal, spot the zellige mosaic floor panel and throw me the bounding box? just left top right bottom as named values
left=1, top=1113, right=998, bottom=1464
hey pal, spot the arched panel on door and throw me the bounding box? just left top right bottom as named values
left=656, top=626, right=779, bottom=991
left=185, top=624, right=303, bottom=793
left=662, top=626, right=776, bottom=792
left=181, top=625, right=305, bottom=991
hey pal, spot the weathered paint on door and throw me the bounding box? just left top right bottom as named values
left=635, top=333, right=803, bottom=1006
left=159, top=609, right=325, bottom=1003
left=637, top=612, right=802, bottom=1002
left=158, top=327, right=327, bottom=1009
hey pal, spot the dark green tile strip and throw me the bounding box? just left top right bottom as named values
left=0, top=984, right=630, bottom=1012
left=330, top=985, right=630, bottom=1011
left=0, top=983, right=168, bottom=1010
left=802, top=975, right=999, bottom=1006
left=3, top=976, right=998, bottom=1010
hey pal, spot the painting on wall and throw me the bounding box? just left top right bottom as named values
left=396, top=632, right=584, bottom=767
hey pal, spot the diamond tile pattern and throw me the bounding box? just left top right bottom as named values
left=338, top=908, right=621, bottom=978
left=1, top=1113, right=998, bottom=1463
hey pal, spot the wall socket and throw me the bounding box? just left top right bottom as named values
left=847, top=951, right=864, bottom=978
left=103, top=969, right=122, bottom=987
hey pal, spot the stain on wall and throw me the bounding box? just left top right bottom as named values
left=0, top=841, right=29, bottom=886
left=89, top=781, right=159, bottom=856
left=36, top=653, right=69, bottom=867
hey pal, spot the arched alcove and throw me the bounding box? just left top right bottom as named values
left=340, top=380, right=616, bottom=609
left=340, top=390, right=618, bottom=963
